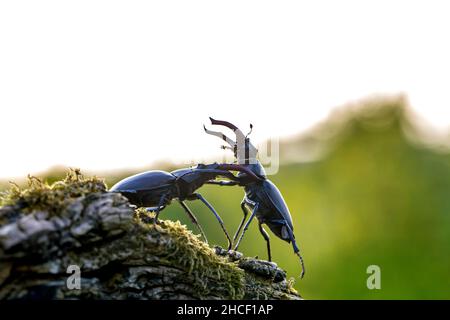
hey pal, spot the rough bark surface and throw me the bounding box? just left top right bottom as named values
left=0, top=175, right=300, bottom=300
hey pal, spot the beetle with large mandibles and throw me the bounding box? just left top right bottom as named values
left=109, top=162, right=262, bottom=250
left=204, top=118, right=306, bottom=278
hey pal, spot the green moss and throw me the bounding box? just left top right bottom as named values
left=135, top=208, right=246, bottom=299
left=0, top=168, right=106, bottom=215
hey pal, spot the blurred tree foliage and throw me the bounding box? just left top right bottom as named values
left=1, top=97, right=449, bottom=299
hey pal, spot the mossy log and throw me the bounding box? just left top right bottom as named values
left=0, top=171, right=300, bottom=300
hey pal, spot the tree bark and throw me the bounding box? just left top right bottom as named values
left=0, top=185, right=300, bottom=300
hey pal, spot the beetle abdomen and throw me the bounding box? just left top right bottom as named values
left=245, top=179, right=295, bottom=243
left=109, top=170, right=176, bottom=207
left=121, top=187, right=173, bottom=208
left=110, top=170, right=175, bottom=192
left=260, top=180, right=294, bottom=230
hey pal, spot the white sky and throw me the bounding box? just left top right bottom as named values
left=1, top=1, right=450, bottom=178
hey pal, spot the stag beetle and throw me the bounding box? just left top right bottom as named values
left=204, top=118, right=306, bottom=278
left=109, top=162, right=262, bottom=250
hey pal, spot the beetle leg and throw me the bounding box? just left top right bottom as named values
left=193, top=193, right=232, bottom=250
left=153, top=192, right=170, bottom=225
left=146, top=206, right=165, bottom=213
left=232, top=199, right=249, bottom=245
left=233, top=202, right=259, bottom=251
left=258, top=221, right=272, bottom=262
left=178, top=200, right=208, bottom=244
left=284, top=224, right=305, bottom=279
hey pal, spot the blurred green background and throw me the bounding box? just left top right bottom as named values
left=1, top=97, right=449, bottom=299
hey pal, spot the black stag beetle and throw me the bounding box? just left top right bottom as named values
left=109, top=162, right=262, bottom=250
left=204, top=117, right=305, bottom=278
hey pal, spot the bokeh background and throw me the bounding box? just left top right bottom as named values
left=1, top=1, right=450, bottom=299
left=2, top=96, right=450, bottom=299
